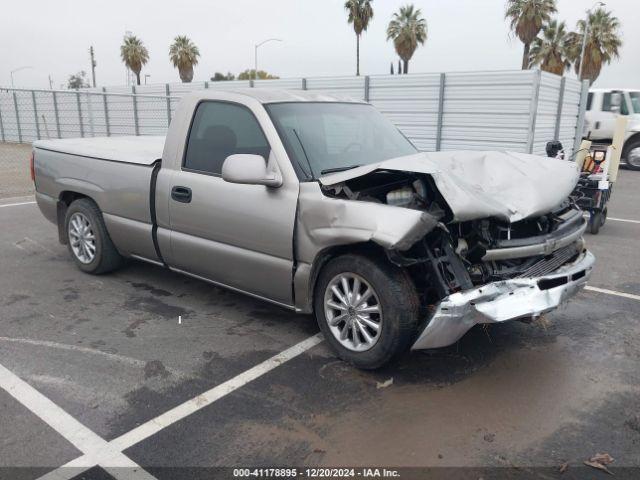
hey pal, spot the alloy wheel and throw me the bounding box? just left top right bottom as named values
left=68, top=212, right=96, bottom=264
left=323, top=273, right=382, bottom=352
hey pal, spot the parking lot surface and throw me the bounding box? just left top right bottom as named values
left=0, top=150, right=639, bottom=478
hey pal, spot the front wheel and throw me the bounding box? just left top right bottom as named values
left=314, top=254, right=420, bottom=369
left=624, top=139, right=640, bottom=171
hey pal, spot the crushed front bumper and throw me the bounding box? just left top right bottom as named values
left=411, top=249, right=595, bottom=350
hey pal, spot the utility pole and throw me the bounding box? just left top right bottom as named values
left=48, top=75, right=53, bottom=89
left=89, top=46, right=97, bottom=87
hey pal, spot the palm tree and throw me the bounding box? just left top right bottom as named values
left=120, top=34, right=149, bottom=85
left=169, top=36, right=200, bottom=83
left=566, top=8, right=621, bottom=85
left=505, top=0, right=557, bottom=70
left=529, top=19, right=570, bottom=75
left=345, top=0, right=374, bottom=76
left=386, top=5, right=427, bottom=74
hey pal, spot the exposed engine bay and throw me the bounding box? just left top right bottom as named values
left=321, top=169, right=587, bottom=304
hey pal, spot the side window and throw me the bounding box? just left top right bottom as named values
left=586, top=92, right=593, bottom=110
left=602, top=92, right=629, bottom=115
left=183, top=102, right=270, bottom=175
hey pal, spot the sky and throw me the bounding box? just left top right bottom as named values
left=1, top=0, right=637, bottom=90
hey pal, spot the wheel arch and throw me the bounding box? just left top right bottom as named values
left=297, top=241, right=392, bottom=314
left=623, top=132, right=640, bottom=155
left=56, top=191, right=94, bottom=244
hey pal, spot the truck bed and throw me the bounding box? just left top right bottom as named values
left=33, top=136, right=165, bottom=165
left=33, top=136, right=164, bottom=263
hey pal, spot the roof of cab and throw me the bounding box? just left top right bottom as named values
left=589, top=88, right=639, bottom=93
left=182, top=88, right=366, bottom=104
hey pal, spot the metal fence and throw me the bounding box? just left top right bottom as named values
left=0, top=70, right=588, bottom=158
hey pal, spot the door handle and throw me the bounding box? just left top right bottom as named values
left=171, top=186, right=192, bottom=203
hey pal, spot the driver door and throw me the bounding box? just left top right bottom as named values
left=167, top=101, right=298, bottom=306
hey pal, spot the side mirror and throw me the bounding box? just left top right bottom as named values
left=610, top=92, right=622, bottom=113
left=221, top=154, right=282, bottom=188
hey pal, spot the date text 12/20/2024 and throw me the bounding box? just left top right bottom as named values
left=233, top=468, right=400, bottom=478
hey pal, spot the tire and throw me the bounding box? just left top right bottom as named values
left=64, top=198, right=124, bottom=274
left=313, top=254, right=420, bottom=369
left=623, top=138, right=640, bottom=171
left=589, top=211, right=603, bottom=234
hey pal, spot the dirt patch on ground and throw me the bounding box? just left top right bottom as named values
left=0, top=142, right=33, bottom=198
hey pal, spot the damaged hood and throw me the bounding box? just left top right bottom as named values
left=319, top=151, right=580, bottom=223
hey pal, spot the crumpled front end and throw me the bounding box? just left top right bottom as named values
left=296, top=150, right=593, bottom=341
left=411, top=249, right=594, bottom=350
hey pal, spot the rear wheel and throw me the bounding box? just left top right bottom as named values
left=64, top=198, right=123, bottom=274
left=314, top=254, right=420, bottom=369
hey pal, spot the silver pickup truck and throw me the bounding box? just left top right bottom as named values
left=33, top=89, right=594, bottom=369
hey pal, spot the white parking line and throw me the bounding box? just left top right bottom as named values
left=112, top=333, right=323, bottom=450
left=607, top=216, right=640, bottom=225
left=35, top=333, right=323, bottom=480
left=0, top=362, right=157, bottom=480
left=585, top=285, right=640, bottom=301
left=0, top=200, right=36, bottom=208
left=0, top=336, right=189, bottom=379
left=582, top=213, right=640, bottom=225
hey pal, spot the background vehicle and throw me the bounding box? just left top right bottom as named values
left=585, top=88, right=640, bottom=170
left=32, top=89, right=594, bottom=369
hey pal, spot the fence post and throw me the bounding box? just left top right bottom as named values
left=553, top=76, right=566, bottom=141
left=0, top=101, right=5, bottom=142
left=165, top=84, right=172, bottom=127
left=132, top=86, right=139, bottom=136
left=52, top=91, right=61, bottom=138
left=526, top=69, right=542, bottom=154
left=13, top=92, right=22, bottom=143
left=573, top=80, right=590, bottom=157
left=102, top=87, right=110, bottom=137
left=364, top=75, right=370, bottom=102
left=86, top=92, right=95, bottom=137
left=301, top=78, right=307, bottom=90
left=435, top=73, right=446, bottom=151
left=76, top=91, right=85, bottom=137
left=32, top=90, right=41, bottom=140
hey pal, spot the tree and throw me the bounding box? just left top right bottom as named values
left=237, top=69, right=279, bottom=80
left=211, top=72, right=235, bottom=81
left=505, top=0, right=557, bottom=70
left=344, top=0, right=374, bottom=76
left=67, top=71, right=89, bottom=89
left=529, top=19, right=570, bottom=75
left=566, top=8, right=621, bottom=85
left=169, top=36, right=200, bottom=83
left=120, top=34, right=149, bottom=85
left=386, top=5, right=427, bottom=74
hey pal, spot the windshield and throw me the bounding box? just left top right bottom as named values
left=266, top=102, right=417, bottom=179
left=629, top=92, right=640, bottom=114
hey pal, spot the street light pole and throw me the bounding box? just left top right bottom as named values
left=578, top=2, right=605, bottom=81
left=254, top=38, right=282, bottom=79
left=10, top=66, right=33, bottom=88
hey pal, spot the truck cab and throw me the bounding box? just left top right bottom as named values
left=585, top=88, right=640, bottom=170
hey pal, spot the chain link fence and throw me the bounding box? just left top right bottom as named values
left=0, top=89, right=177, bottom=198
left=0, top=70, right=589, bottom=199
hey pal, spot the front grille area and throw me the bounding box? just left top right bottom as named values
left=516, top=243, right=580, bottom=279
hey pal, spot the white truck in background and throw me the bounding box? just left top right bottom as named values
left=584, top=88, right=640, bottom=170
